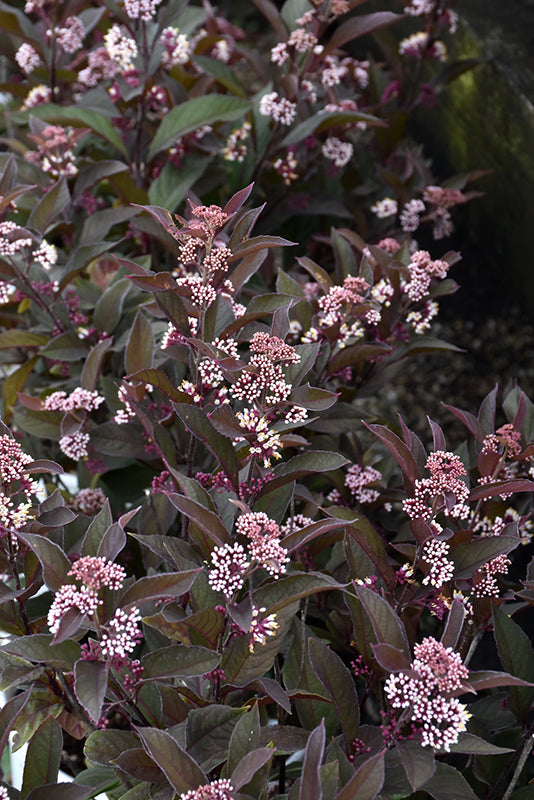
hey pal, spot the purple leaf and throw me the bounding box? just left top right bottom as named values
left=334, top=749, right=385, bottom=800
left=364, top=422, right=420, bottom=483
left=324, top=11, right=402, bottom=54
left=136, top=727, right=206, bottom=794
left=231, top=747, right=273, bottom=791
left=74, top=659, right=109, bottom=724
left=441, top=598, right=467, bottom=649
left=119, top=570, right=201, bottom=609
left=16, top=532, right=71, bottom=591
left=354, top=585, right=410, bottom=658
left=299, top=721, right=325, bottom=800
left=308, top=637, right=360, bottom=748
left=396, top=739, right=436, bottom=791
left=372, top=643, right=411, bottom=673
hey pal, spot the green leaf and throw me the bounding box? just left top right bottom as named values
left=2, top=355, right=39, bottom=415
left=73, top=159, right=128, bottom=199
left=308, top=637, right=360, bottom=748
left=26, top=104, right=128, bottom=157
left=493, top=604, right=534, bottom=721
left=148, top=96, right=251, bottom=159
left=40, top=332, right=89, bottom=361
left=421, top=761, right=479, bottom=800
left=0, top=330, right=47, bottom=348
left=74, top=660, right=109, bottom=725
left=27, top=176, right=70, bottom=233
left=148, top=156, right=209, bottom=211
left=136, top=727, right=206, bottom=793
left=299, top=721, right=325, bottom=800
left=282, top=109, right=385, bottom=148
left=21, top=715, right=62, bottom=798
left=141, top=645, right=220, bottom=680
left=193, top=56, right=247, bottom=97
left=334, top=750, right=385, bottom=800
left=84, top=730, right=140, bottom=766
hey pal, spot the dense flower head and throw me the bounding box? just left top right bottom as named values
left=48, top=583, right=101, bottom=634
left=104, top=25, right=138, bottom=71
left=208, top=542, right=249, bottom=597
left=0, top=221, right=33, bottom=255
left=371, top=198, right=398, bottom=219
left=69, top=556, right=126, bottom=591
left=0, top=435, right=34, bottom=486
left=403, top=451, right=469, bottom=521
left=421, top=538, right=454, bottom=588
left=250, top=332, right=300, bottom=363
left=124, top=0, right=162, bottom=20
left=59, top=432, right=90, bottom=460
left=179, top=779, right=234, bottom=800
left=55, top=16, right=85, bottom=53
left=248, top=606, right=279, bottom=652
left=16, top=43, right=40, bottom=73
left=345, top=464, right=382, bottom=503
left=385, top=638, right=470, bottom=751
left=71, top=487, right=107, bottom=515
left=44, top=388, right=104, bottom=412
left=236, top=512, right=289, bottom=577
left=100, top=607, right=143, bottom=658
left=472, top=554, right=511, bottom=597
left=160, top=27, right=190, bottom=68
left=322, top=137, right=353, bottom=168
left=259, top=92, right=297, bottom=125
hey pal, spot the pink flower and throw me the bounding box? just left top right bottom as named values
left=179, top=779, right=234, bottom=800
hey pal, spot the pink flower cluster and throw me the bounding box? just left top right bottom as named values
left=179, top=780, right=234, bottom=800
left=100, top=607, right=143, bottom=659
left=404, top=250, right=449, bottom=302
left=385, top=637, right=470, bottom=751
left=43, top=388, right=104, bottom=412
left=421, top=538, right=454, bottom=588
left=403, top=450, right=469, bottom=521
left=345, top=464, right=382, bottom=503
left=259, top=92, right=297, bottom=126
left=208, top=513, right=289, bottom=599
left=472, top=554, right=511, bottom=598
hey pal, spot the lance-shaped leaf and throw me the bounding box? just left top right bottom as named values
left=327, top=342, right=392, bottom=375
left=136, top=727, right=206, bottom=794
left=142, top=607, right=224, bottom=649
left=421, top=761, right=479, bottom=800
left=441, top=597, right=467, bottom=649
left=26, top=103, right=128, bottom=156
left=289, top=383, right=339, bottom=411
left=363, top=422, right=420, bottom=483
left=324, top=11, right=401, bottom=53
left=81, top=501, right=112, bottom=556
left=230, top=234, right=296, bottom=260
left=493, top=603, right=534, bottom=720
left=451, top=534, right=519, bottom=579
left=16, top=533, right=71, bottom=591
left=74, top=659, right=109, bottom=724
left=308, top=637, right=360, bottom=748
left=25, top=785, right=93, bottom=800
left=299, top=721, right=325, bottom=800
left=141, top=645, right=220, bottom=680
left=448, top=733, right=514, bottom=755
left=254, top=451, right=350, bottom=499
left=174, top=403, right=238, bottom=487
left=372, top=643, right=411, bottom=673
left=465, top=671, right=534, bottom=691
left=27, top=175, right=70, bottom=233
left=1, top=635, right=80, bottom=669
left=334, top=749, right=385, bottom=800
left=0, top=690, right=30, bottom=757
left=125, top=310, right=154, bottom=374
left=469, top=478, right=534, bottom=501
left=230, top=747, right=273, bottom=792
left=126, top=369, right=193, bottom=404
left=119, top=570, right=200, bottom=609
left=354, top=585, right=410, bottom=659
left=281, top=517, right=344, bottom=553
left=148, top=95, right=251, bottom=158
left=186, top=706, right=246, bottom=771
left=21, top=715, right=62, bottom=797
left=395, top=739, right=436, bottom=792
left=282, top=110, right=385, bottom=148
left=166, top=494, right=230, bottom=546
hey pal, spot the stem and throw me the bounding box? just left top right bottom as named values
left=501, top=731, right=534, bottom=800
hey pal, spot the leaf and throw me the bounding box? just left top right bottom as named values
left=469, top=479, right=534, bottom=501
left=334, top=749, right=385, bottom=800
left=448, top=733, right=514, bottom=755
left=141, top=645, right=220, bottom=680
left=395, top=739, right=436, bottom=791
left=308, top=638, right=360, bottom=748
left=0, top=330, right=47, bottom=348
left=231, top=234, right=296, bottom=260
left=27, top=176, right=70, bottom=233
left=371, top=643, right=411, bottom=673
left=148, top=156, right=210, bottom=211
left=73, top=159, right=128, bottom=199
left=290, top=384, right=339, bottom=411
left=192, top=56, right=247, bottom=97
left=142, top=607, right=225, bottom=649
left=93, top=278, right=131, bottom=333
left=363, top=422, right=420, bottom=483
left=84, top=730, right=140, bottom=766
left=282, top=109, right=384, bottom=148
left=324, top=11, right=401, bottom=53
left=27, top=104, right=128, bottom=156
left=125, top=310, right=154, bottom=374
left=230, top=748, right=273, bottom=792
left=354, top=585, right=410, bottom=658
left=148, top=96, right=251, bottom=159
left=186, top=706, right=245, bottom=771
left=299, top=721, right=325, bottom=800
left=174, top=403, right=238, bottom=486
left=74, top=660, right=109, bottom=725
left=25, top=785, right=92, bottom=800
left=441, top=597, right=467, bottom=649
left=119, top=571, right=201, bottom=609
left=40, top=332, right=89, bottom=361
left=2, top=355, right=39, bottom=417
left=16, top=533, right=71, bottom=591
left=81, top=337, right=112, bottom=391
left=466, top=671, right=534, bottom=691
left=21, top=716, right=62, bottom=798
left=1, top=636, right=80, bottom=669
left=166, top=494, right=230, bottom=546
left=255, top=451, right=350, bottom=499
left=136, top=727, right=206, bottom=794
left=421, top=761, right=479, bottom=800
left=451, top=535, right=520, bottom=579
left=493, top=604, right=534, bottom=720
